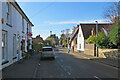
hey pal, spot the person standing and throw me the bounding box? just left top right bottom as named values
left=68, top=45, right=70, bottom=53
left=72, top=46, right=74, bottom=53
left=68, top=48, right=70, bottom=53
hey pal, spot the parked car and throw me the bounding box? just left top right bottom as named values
left=40, top=47, right=55, bottom=60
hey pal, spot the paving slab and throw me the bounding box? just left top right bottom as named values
left=2, top=53, right=40, bottom=79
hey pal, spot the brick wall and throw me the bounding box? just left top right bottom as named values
left=84, top=44, right=119, bottom=59
left=98, top=49, right=119, bottom=59
left=84, top=44, right=96, bottom=56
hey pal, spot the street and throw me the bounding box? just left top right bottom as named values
left=35, top=47, right=118, bottom=79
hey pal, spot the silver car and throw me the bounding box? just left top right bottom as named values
left=40, top=47, right=55, bottom=60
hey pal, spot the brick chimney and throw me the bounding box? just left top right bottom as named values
left=113, top=16, right=119, bottom=24
left=91, top=27, right=94, bottom=35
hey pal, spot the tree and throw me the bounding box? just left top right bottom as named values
left=95, top=31, right=110, bottom=48
left=45, top=34, right=59, bottom=46
left=109, top=22, right=120, bottom=48
left=104, top=2, right=119, bottom=22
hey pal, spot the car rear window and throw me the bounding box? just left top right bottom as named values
left=43, top=48, right=52, bottom=51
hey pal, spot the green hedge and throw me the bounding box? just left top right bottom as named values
left=32, top=42, right=45, bottom=54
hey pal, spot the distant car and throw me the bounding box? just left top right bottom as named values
left=40, top=47, right=55, bottom=60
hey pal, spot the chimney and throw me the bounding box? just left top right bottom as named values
left=91, top=27, right=94, bottom=35
left=113, top=16, right=119, bottom=24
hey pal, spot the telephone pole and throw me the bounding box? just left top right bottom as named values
left=96, top=21, right=99, bottom=57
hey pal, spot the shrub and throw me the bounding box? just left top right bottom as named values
left=32, top=42, right=45, bottom=54
left=109, top=22, right=120, bottom=49
left=95, top=31, right=110, bottom=48
left=86, top=35, right=96, bottom=44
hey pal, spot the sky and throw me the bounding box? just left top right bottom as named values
left=17, top=2, right=114, bottom=40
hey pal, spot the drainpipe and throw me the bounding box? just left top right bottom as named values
left=27, top=23, right=29, bottom=52
left=95, top=21, right=99, bottom=57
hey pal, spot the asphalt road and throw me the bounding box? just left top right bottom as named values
left=35, top=47, right=118, bottom=79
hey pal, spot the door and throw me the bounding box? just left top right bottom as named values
left=17, top=35, right=20, bottom=61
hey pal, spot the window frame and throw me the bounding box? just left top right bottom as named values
left=2, top=31, right=8, bottom=62
left=6, top=2, right=11, bottom=25
left=22, top=17, right=24, bottom=33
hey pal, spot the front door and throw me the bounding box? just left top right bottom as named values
left=17, top=35, right=20, bottom=61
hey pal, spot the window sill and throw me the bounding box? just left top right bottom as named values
left=2, top=60, right=9, bottom=65
left=13, top=57, right=17, bottom=60
left=6, top=23, right=12, bottom=27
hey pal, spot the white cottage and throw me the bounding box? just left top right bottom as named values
left=0, top=0, right=34, bottom=69
left=70, top=23, right=113, bottom=52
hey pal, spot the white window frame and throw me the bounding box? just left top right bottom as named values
left=2, top=31, right=8, bottom=62
left=79, top=34, right=81, bottom=37
left=13, top=34, right=16, bottom=57
left=6, top=2, right=11, bottom=25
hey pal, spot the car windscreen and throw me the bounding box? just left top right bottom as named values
left=43, top=48, right=52, bottom=51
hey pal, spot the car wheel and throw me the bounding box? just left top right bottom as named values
left=52, top=57, right=55, bottom=60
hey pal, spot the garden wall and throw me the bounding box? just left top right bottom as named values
left=84, top=44, right=96, bottom=56
left=98, top=49, right=119, bottom=59
left=84, top=44, right=119, bottom=59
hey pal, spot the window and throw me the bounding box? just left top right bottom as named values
left=2, top=31, right=8, bottom=61
left=6, top=2, right=11, bottom=25
left=79, top=34, right=81, bottom=37
left=43, top=48, right=52, bottom=51
left=75, top=38, right=77, bottom=44
left=22, top=17, right=24, bottom=33
left=28, top=24, right=31, bottom=33
left=27, top=23, right=29, bottom=33
left=13, top=34, right=16, bottom=57
left=79, top=44, right=81, bottom=49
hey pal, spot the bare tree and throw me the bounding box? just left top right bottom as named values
left=104, top=2, right=119, bottom=22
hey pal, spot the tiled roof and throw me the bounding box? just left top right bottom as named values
left=80, top=23, right=113, bottom=39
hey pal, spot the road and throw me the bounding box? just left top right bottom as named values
left=35, top=47, right=118, bottom=79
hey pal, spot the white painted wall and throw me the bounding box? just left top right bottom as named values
left=77, top=25, right=84, bottom=51
left=1, top=1, right=33, bottom=69
left=0, top=2, right=3, bottom=80
left=1, top=2, right=22, bottom=68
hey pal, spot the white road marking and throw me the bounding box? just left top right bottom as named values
left=93, top=76, right=102, bottom=80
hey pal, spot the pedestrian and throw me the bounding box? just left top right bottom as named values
left=68, top=48, right=70, bottom=53
left=72, top=46, right=74, bottom=53
left=68, top=45, right=70, bottom=53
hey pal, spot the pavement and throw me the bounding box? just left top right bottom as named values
left=64, top=48, right=119, bottom=68
left=2, top=53, right=40, bottom=79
